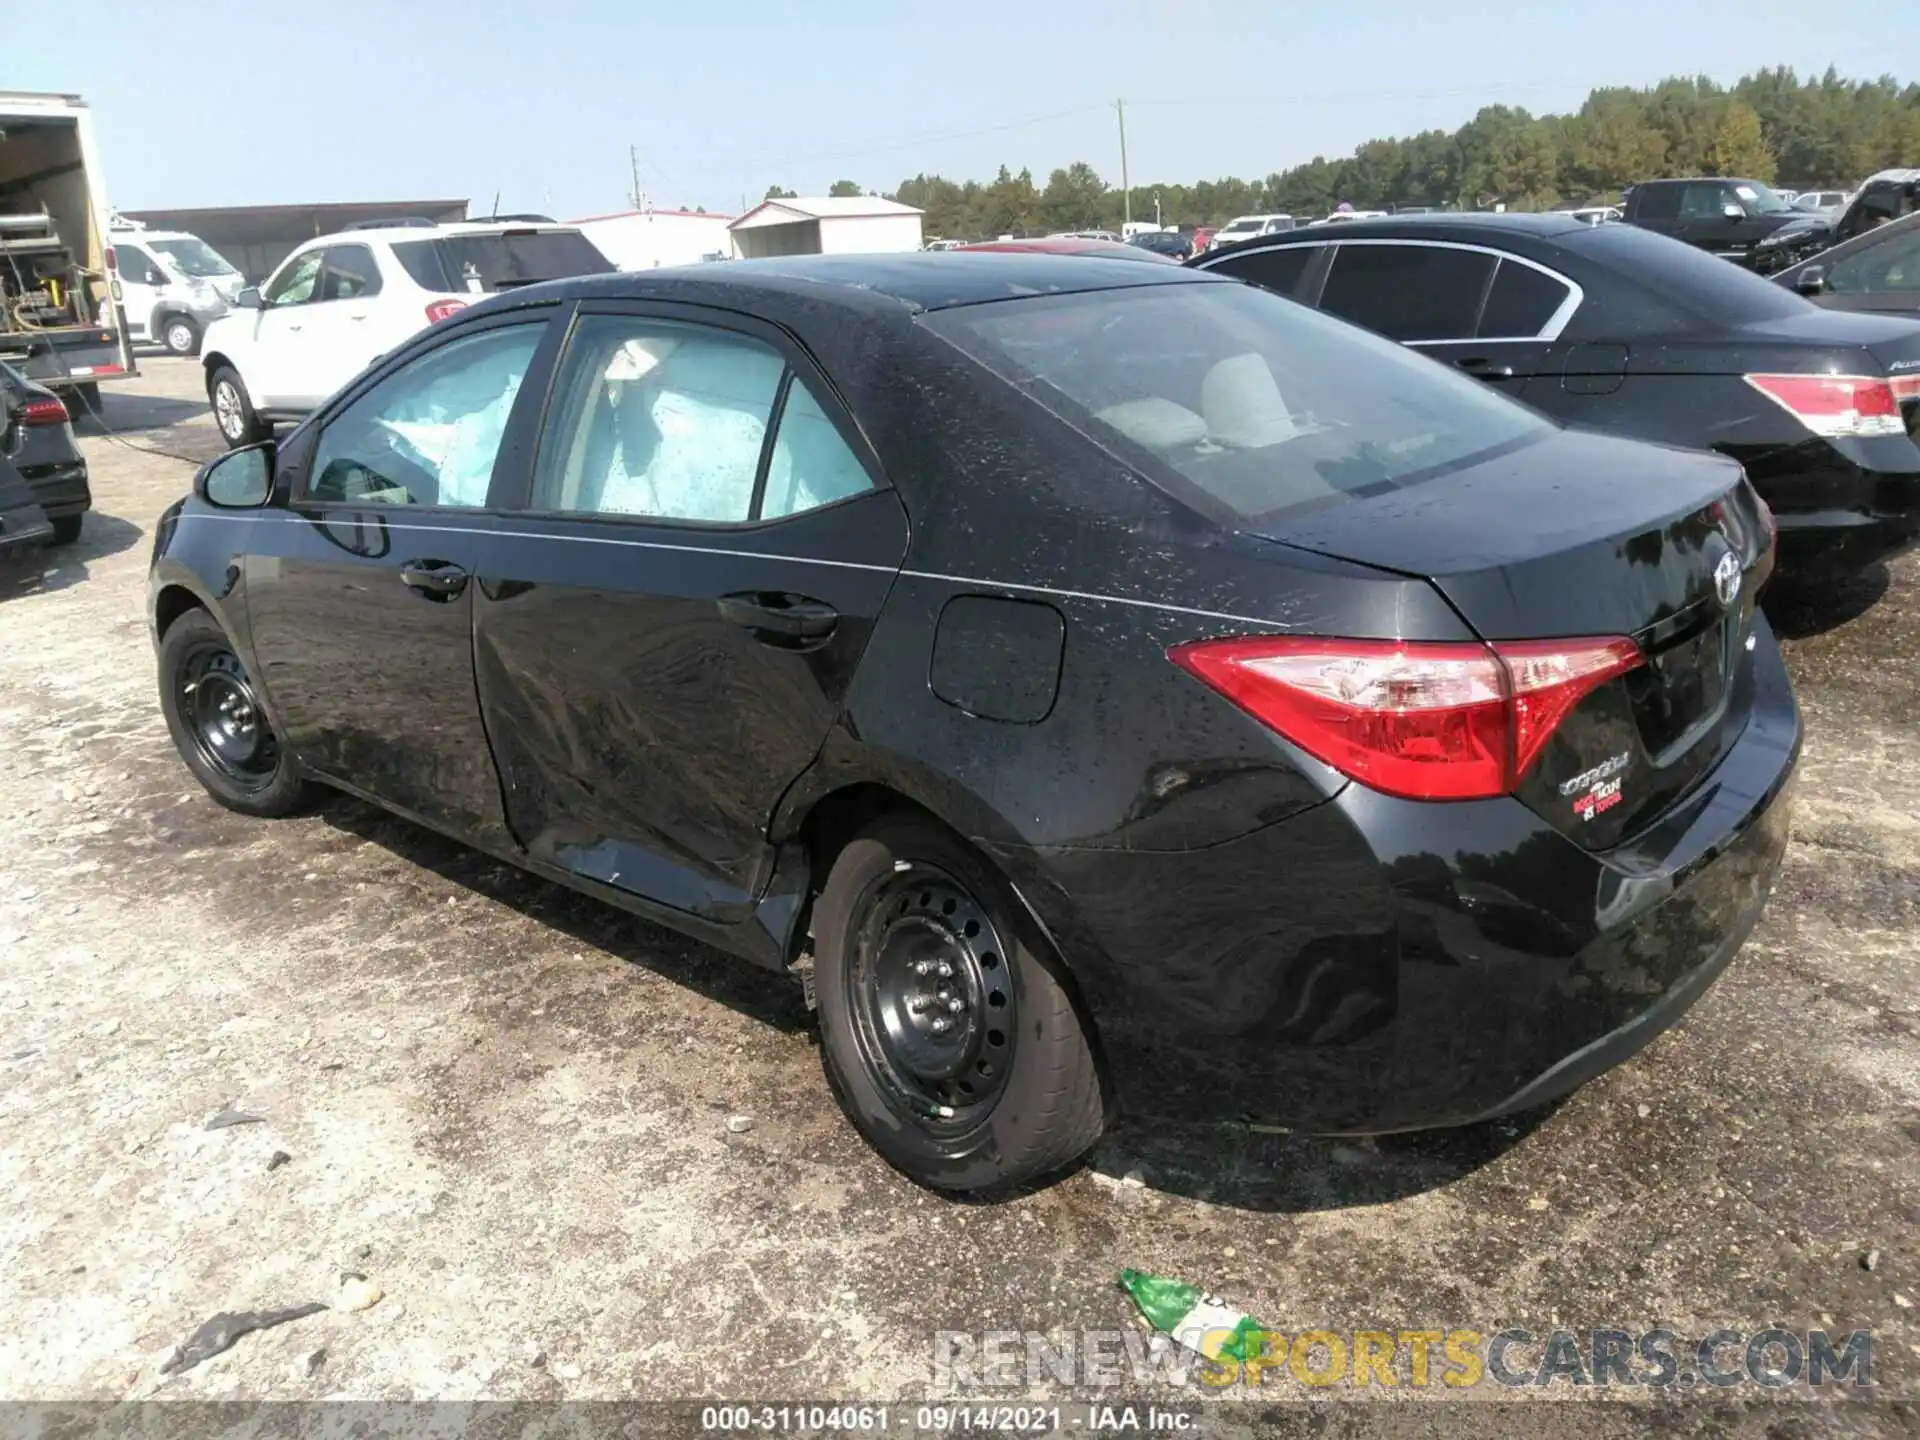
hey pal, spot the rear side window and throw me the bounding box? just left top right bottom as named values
left=1205, top=245, right=1315, bottom=297
left=319, top=245, right=382, bottom=301
left=390, top=231, right=612, bottom=295
left=1631, top=184, right=1682, bottom=221
left=1826, top=223, right=1920, bottom=294
left=1680, top=183, right=1732, bottom=218
left=1319, top=244, right=1494, bottom=341
left=1479, top=258, right=1572, bottom=338
left=1570, top=224, right=1808, bottom=322
left=924, top=279, right=1549, bottom=524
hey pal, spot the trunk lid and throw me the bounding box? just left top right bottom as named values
left=1251, top=427, right=1773, bottom=847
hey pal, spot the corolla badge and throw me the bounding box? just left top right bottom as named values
left=1713, top=550, right=1743, bottom=609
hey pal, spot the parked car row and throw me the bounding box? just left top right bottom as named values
left=154, top=241, right=1813, bottom=1193
left=1192, top=212, right=1920, bottom=580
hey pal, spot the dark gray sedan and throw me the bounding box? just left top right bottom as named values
left=1, top=360, right=90, bottom=545
left=1774, top=210, right=1920, bottom=317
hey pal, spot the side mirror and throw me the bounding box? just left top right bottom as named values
left=235, top=287, right=263, bottom=310
left=1721, top=202, right=1746, bottom=220
left=194, top=442, right=275, bottom=509
left=1794, top=265, right=1828, bottom=297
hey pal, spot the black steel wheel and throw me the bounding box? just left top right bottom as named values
left=158, top=608, right=315, bottom=817
left=844, top=860, right=1017, bottom=1126
left=813, top=814, right=1106, bottom=1193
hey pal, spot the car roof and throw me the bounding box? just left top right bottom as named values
left=958, top=237, right=1174, bottom=263
left=538, top=251, right=1211, bottom=314
left=311, top=222, right=584, bottom=245
left=1207, top=212, right=1592, bottom=247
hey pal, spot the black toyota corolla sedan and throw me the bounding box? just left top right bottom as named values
left=1191, top=214, right=1920, bottom=580
left=149, top=255, right=1798, bottom=1192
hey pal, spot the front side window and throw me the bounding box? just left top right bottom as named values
left=319, top=245, right=383, bottom=301
left=925, top=278, right=1549, bottom=524
left=1318, top=244, right=1494, bottom=341
left=264, top=250, right=325, bottom=307
left=1680, top=183, right=1733, bottom=219
left=1826, top=224, right=1920, bottom=294
left=308, top=324, right=543, bottom=508
left=114, top=245, right=158, bottom=283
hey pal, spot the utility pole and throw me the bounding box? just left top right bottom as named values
left=1115, top=98, right=1130, bottom=230
left=629, top=145, right=646, bottom=212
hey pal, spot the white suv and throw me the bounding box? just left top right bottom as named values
left=201, top=221, right=612, bottom=447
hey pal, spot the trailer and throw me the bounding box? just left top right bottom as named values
left=0, top=92, right=135, bottom=416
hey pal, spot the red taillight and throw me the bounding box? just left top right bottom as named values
left=425, top=299, right=469, bottom=324
left=1168, top=635, right=1642, bottom=802
left=1744, top=372, right=1904, bottom=438
left=1891, top=375, right=1920, bottom=404
left=19, top=396, right=67, bottom=426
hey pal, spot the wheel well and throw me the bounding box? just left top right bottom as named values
left=795, top=782, right=923, bottom=897
left=153, top=585, right=205, bottom=639
left=202, top=353, right=232, bottom=390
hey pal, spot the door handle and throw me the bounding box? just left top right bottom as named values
left=717, top=592, right=839, bottom=644
left=400, top=559, right=469, bottom=600
left=1455, top=356, right=1515, bottom=379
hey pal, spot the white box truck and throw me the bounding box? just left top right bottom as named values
left=0, top=91, right=136, bottom=415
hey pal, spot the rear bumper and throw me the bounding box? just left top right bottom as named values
left=20, top=463, right=91, bottom=519
left=0, top=501, right=54, bottom=555
left=1746, top=441, right=1920, bottom=576
left=989, top=622, right=1800, bottom=1133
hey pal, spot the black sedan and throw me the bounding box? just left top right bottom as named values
left=1774, top=210, right=1920, bottom=318
left=1, top=361, right=90, bottom=545
left=0, top=447, right=53, bottom=570
left=1128, top=230, right=1195, bottom=260
left=149, top=255, right=1797, bottom=1192
left=1191, top=214, right=1920, bottom=579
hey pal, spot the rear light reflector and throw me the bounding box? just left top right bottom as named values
left=1168, top=635, right=1642, bottom=802
left=425, top=299, right=469, bottom=324
left=1744, top=372, right=1905, bottom=438
left=19, top=396, right=67, bottom=426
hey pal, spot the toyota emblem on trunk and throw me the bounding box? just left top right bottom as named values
left=1713, top=550, right=1743, bottom=609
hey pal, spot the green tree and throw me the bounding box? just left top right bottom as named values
left=1040, top=162, right=1108, bottom=230
left=1706, top=101, right=1775, bottom=179
left=764, top=185, right=796, bottom=200
left=828, top=179, right=863, bottom=197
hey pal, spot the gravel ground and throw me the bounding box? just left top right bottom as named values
left=0, top=358, right=1914, bottom=1431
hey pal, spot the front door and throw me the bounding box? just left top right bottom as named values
left=291, top=243, right=390, bottom=406
left=247, top=248, right=328, bottom=409
left=474, top=304, right=909, bottom=921
left=243, top=312, right=556, bottom=844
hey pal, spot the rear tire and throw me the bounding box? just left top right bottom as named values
left=209, top=365, right=268, bottom=448
left=48, top=515, right=82, bottom=547
left=158, top=609, right=315, bottom=818
left=812, top=814, right=1106, bottom=1193
left=61, top=383, right=100, bottom=423
left=162, top=315, right=201, bottom=357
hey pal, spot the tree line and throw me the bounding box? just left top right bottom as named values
left=846, top=67, right=1920, bottom=239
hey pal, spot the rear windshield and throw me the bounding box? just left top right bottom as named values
left=923, top=279, right=1550, bottom=523
left=1568, top=224, right=1809, bottom=322
left=390, top=231, right=613, bottom=294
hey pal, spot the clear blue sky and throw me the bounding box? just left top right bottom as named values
left=11, top=0, right=1915, bottom=219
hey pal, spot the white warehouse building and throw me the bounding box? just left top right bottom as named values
left=727, top=196, right=924, bottom=259
left=571, top=208, right=734, bottom=270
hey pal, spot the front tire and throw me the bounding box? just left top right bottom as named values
left=812, top=814, right=1106, bottom=1193
left=162, top=315, right=202, bottom=357
left=158, top=609, right=315, bottom=817
left=208, top=365, right=268, bottom=448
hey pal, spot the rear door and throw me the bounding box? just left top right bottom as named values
left=242, top=309, right=558, bottom=843
left=474, top=302, right=909, bottom=922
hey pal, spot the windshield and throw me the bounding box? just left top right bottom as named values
left=390, top=231, right=614, bottom=293
left=923, top=279, right=1550, bottom=523
left=150, top=238, right=239, bottom=278
left=1730, top=182, right=1795, bottom=215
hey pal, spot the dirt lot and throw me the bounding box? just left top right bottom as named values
left=0, top=358, right=1915, bottom=1426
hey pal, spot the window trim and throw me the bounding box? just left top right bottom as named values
left=1201, top=237, right=1583, bottom=343
left=291, top=310, right=561, bottom=512
left=509, top=298, right=889, bottom=532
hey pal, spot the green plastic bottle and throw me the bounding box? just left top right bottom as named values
left=1119, top=1269, right=1268, bottom=1363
